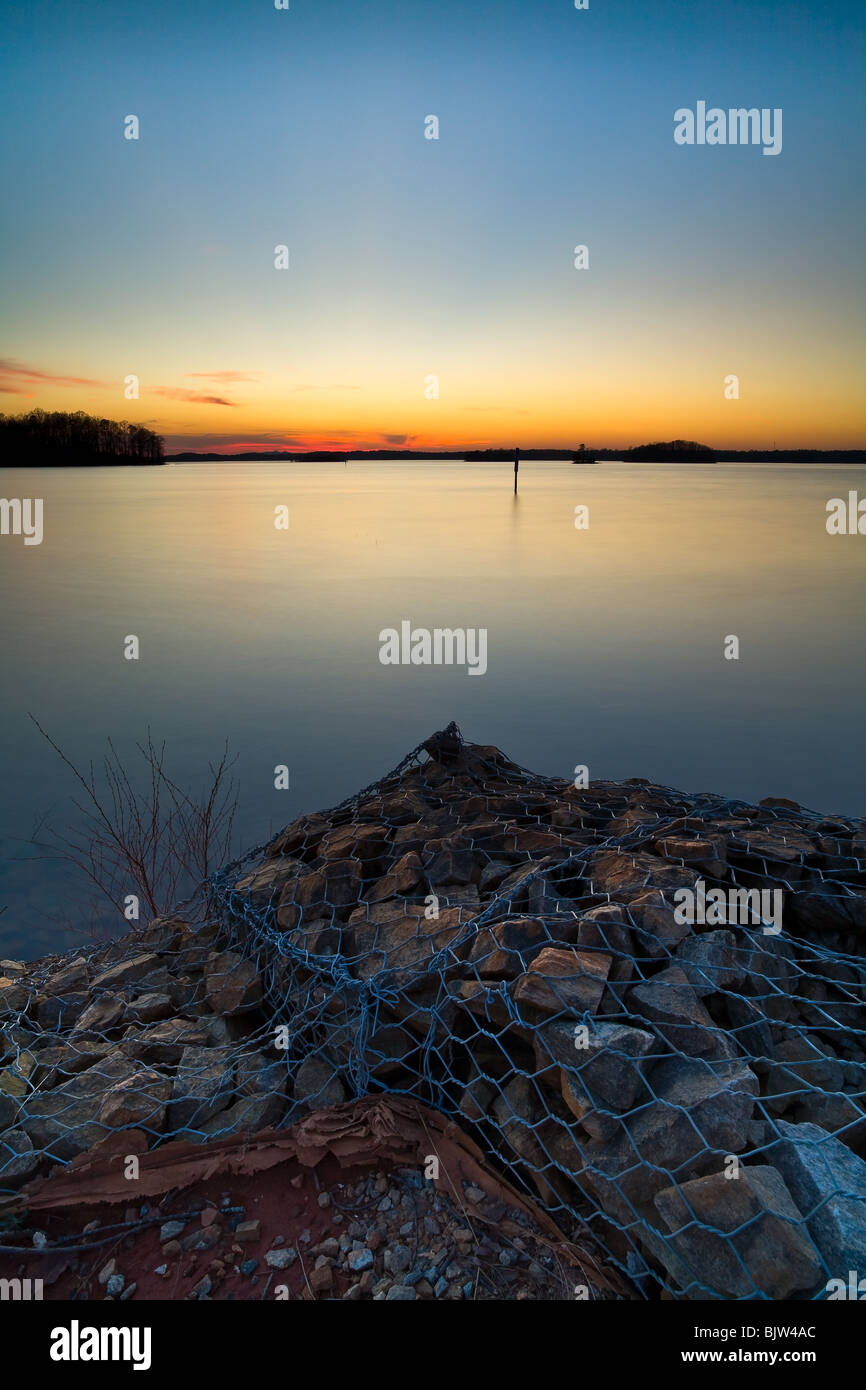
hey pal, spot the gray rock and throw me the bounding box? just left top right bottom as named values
left=236, top=1050, right=288, bottom=1098
left=583, top=1055, right=760, bottom=1220
left=792, top=1093, right=866, bottom=1151
left=674, top=931, right=745, bottom=997
left=265, top=1247, right=297, bottom=1269
left=41, top=957, right=89, bottom=997
left=773, top=1037, right=844, bottom=1094
left=0, top=1093, right=19, bottom=1130
left=628, top=967, right=734, bottom=1058
left=293, top=1055, right=346, bottom=1108
left=35, top=992, right=88, bottom=1029
left=20, top=1054, right=142, bottom=1160
left=123, top=992, right=173, bottom=1025
left=168, top=1046, right=235, bottom=1131
left=160, top=1220, right=186, bottom=1241
left=724, top=995, right=774, bottom=1063
left=627, top=890, right=691, bottom=955
left=385, top=1243, right=412, bottom=1275
left=767, top=1121, right=866, bottom=1278
left=91, top=954, right=162, bottom=992
left=535, top=1018, right=657, bottom=1111
left=0, top=1128, right=39, bottom=1183
left=653, top=1165, right=824, bottom=1299
left=200, top=1090, right=287, bottom=1138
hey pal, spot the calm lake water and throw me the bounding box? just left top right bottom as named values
left=1, top=458, right=864, bottom=959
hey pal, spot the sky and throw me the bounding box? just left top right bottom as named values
left=1, top=0, right=864, bottom=453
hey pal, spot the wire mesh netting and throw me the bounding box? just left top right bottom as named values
left=3, top=723, right=866, bottom=1299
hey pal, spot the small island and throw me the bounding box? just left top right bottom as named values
left=626, top=439, right=716, bottom=462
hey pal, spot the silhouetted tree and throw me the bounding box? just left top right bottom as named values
left=0, top=409, right=164, bottom=465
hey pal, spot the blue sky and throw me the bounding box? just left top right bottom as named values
left=1, top=0, right=864, bottom=449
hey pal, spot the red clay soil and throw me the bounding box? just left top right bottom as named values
left=6, top=1156, right=384, bottom=1301
left=0, top=1096, right=629, bottom=1301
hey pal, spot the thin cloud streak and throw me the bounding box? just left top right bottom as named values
left=0, top=358, right=107, bottom=389
left=153, top=387, right=237, bottom=406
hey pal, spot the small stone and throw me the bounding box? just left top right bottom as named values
left=317, top=1191, right=331, bottom=1209
left=241, top=1259, right=258, bottom=1277
left=309, top=1265, right=333, bottom=1294
left=192, top=1274, right=212, bottom=1297
left=154, top=1265, right=168, bottom=1277
left=120, top=1283, right=137, bottom=1301
left=181, top=1225, right=221, bottom=1252
left=265, top=1247, right=297, bottom=1269
left=236, top=1220, right=261, bottom=1243
left=98, top=1259, right=117, bottom=1285
left=386, top=1285, right=416, bottom=1300
left=348, top=1247, right=374, bottom=1272
left=388, top=1243, right=412, bottom=1275
left=106, top=1274, right=125, bottom=1296
left=160, top=1221, right=186, bottom=1242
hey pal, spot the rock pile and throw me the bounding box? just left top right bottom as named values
left=3, top=724, right=866, bottom=1299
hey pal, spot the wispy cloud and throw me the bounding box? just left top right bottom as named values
left=153, top=387, right=237, bottom=406
left=0, top=357, right=107, bottom=391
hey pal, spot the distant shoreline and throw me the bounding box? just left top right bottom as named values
left=4, top=451, right=865, bottom=469
left=163, top=449, right=866, bottom=464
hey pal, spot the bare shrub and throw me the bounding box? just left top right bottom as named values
left=27, top=715, right=238, bottom=926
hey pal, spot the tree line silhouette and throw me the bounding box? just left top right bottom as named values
left=0, top=409, right=164, bottom=465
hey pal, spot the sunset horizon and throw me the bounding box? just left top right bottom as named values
left=3, top=1, right=864, bottom=457
left=2, top=0, right=866, bottom=1333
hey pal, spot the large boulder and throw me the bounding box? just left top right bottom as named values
left=767, top=1121, right=866, bottom=1279
left=653, top=1166, right=824, bottom=1299
left=204, top=950, right=262, bottom=1015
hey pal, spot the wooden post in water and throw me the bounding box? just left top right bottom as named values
left=513, top=446, right=520, bottom=493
